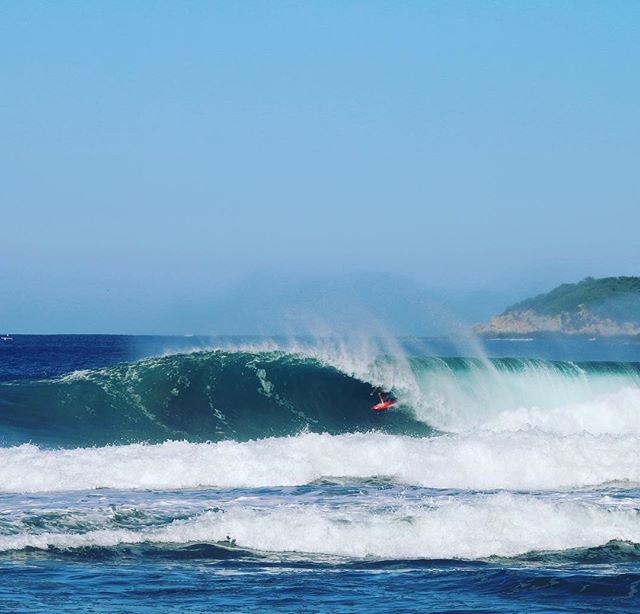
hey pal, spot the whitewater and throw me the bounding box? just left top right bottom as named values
left=0, top=334, right=639, bottom=612
left=3, top=429, right=640, bottom=493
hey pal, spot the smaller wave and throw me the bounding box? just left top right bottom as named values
left=1, top=493, right=639, bottom=561
left=505, top=540, right=640, bottom=565
left=2, top=431, right=638, bottom=493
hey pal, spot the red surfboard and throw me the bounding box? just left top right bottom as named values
left=371, top=399, right=396, bottom=411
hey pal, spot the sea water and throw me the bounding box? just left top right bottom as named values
left=0, top=335, right=639, bottom=612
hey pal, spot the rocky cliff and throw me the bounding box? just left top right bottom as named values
left=475, top=277, right=640, bottom=337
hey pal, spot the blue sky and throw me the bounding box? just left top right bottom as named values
left=1, top=1, right=639, bottom=333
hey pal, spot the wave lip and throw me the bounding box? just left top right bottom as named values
left=2, top=430, right=639, bottom=493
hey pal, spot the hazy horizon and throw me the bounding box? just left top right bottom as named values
left=2, top=1, right=639, bottom=334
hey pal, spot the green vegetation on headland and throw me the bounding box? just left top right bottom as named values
left=504, top=276, right=640, bottom=316
left=476, top=276, right=640, bottom=337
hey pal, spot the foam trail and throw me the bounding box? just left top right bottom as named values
left=2, top=430, right=638, bottom=493
left=2, top=494, right=639, bottom=560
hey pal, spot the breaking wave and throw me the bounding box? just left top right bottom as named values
left=0, top=348, right=639, bottom=447
left=1, top=430, right=638, bottom=493
left=0, top=350, right=429, bottom=447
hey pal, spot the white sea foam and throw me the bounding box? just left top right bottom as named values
left=484, top=387, right=640, bottom=435
left=409, top=364, right=640, bottom=433
left=1, top=493, right=638, bottom=559
left=2, top=429, right=638, bottom=493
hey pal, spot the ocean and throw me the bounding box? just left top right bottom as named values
left=0, top=334, right=639, bottom=613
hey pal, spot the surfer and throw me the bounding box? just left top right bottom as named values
left=372, top=387, right=395, bottom=403
left=370, top=388, right=396, bottom=411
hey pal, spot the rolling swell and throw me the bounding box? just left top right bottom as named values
left=0, top=350, right=430, bottom=447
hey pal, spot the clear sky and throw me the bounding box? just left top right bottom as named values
left=1, top=1, right=639, bottom=333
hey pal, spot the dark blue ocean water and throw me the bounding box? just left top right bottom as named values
left=1, top=335, right=639, bottom=612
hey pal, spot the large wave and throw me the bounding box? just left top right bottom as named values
left=0, top=350, right=430, bottom=447
left=0, top=348, right=639, bottom=447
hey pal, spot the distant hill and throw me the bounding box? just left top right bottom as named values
left=475, top=276, right=640, bottom=337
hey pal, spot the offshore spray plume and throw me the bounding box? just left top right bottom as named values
left=196, top=270, right=508, bottom=408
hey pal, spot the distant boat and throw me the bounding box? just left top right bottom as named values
left=1, top=334, right=13, bottom=342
